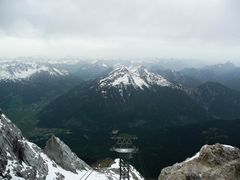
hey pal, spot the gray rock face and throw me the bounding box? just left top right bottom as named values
left=159, top=144, right=240, bottom=180
left=44, top=135, right=91, bottom=173
left=0, top=114, right=89, bottom=179
left=0, top=113, right=144, bottom=180
left=0, top=114, right=47, bottom=179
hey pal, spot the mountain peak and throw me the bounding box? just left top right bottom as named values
left=0, top=61, right=68, bottom=81
left=99, top=65, right=172, bottom=91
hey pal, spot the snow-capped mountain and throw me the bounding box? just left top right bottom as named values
left=0, top=113, right=143, bottom=180
left=0, top=61, right=68, bottom=81
left=0, top=59, right=112, bottom=81
left=38, top=64, right=210, bottom=130
left=100, top=65, right=172, bottom=89
left=99, top=65, right=175, bottom=97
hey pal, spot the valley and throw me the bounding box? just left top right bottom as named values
left=1, top=59, right=240, bottom=178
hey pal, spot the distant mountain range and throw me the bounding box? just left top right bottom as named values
left=0, top=60, right=111, bottom=81
left=1, top=59, right=240, bottom=178
left=1, top=58, right=239, bottom=90
left=37, top=64, right=240, bottom=131
left=0, top=61, right=67, bottom=81
left=0, top=60, right=111, bottom=132
left=154, top=62, right=240, bottom=91
left=1, top=60, right=240, bottom=132
left=37, top=65, right=205, bottom=130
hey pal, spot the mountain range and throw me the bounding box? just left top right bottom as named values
left=37, top=65, right=212, bottom=131
left=154, top=61, right=240, bottom=91
left=0, top=59, right=110, bottom=133
left=0, top=59, right=110, bottom=81
left=1, top=58, right=240, bottom=178
left=1, top=59, right=240, bottom=133
left=37, top=64, right=240, bottom=131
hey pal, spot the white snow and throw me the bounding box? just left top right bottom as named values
left=102, top=63, right=108, bottom=68
left=0, top=61, right=68, bottom=81
left=40, top=152, right=88, bottom=180
left=184, top=152, right=200, bottom=163
left=3, top=159, right=25, bottom=180
left=6, top=151, right=11, bottom=158
left=100, top=65, right=171, bottom=89
left=21, top=161, right=32, bottom=171
left=131, top=75, right=149, bottom=89
left=0, top=120, right=3, bottom=129
left=109, top=159, right=120, bottom=169
left=2, top=143, right=144, bottom=180
left=36, top=156, right=143, bottom=180
left=107, top=159, right=144, bottom=180
left=19, top=140, right=143, bottom=180
left=85, top=159, right=144, bottom=180
left=1, top=114, right=11, bottom=123
left=111, top=74, right=130, bottom=86
left=99, top=65, right=172, bottom=97
left=183, top=144, right=236, bottom=164
left=223, top=145, right=235, bottom=150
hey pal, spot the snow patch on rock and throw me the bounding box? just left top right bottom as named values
left=184, top=152, right=200, bottom=163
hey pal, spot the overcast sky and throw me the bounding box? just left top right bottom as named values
left=0, top=0, right=240, bottom=63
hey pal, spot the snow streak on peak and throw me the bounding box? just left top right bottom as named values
left=99, top=65, right=171, bottom=90
left=0, top=61, right=68, bottom=81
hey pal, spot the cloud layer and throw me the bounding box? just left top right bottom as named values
left=0, top=0, right=240, bottom=62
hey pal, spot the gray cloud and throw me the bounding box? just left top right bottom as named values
left=0, top=0, right=240, bottom=62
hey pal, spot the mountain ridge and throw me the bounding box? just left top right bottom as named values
left=0, top=61, right=68, bottom=81
left=0, top=113, right=143, bottom=179
left=38, top=65, right=210, bottom=130
left=189, top=82, right=240, bottom=119
left=99, top=65, right=172, bottom=89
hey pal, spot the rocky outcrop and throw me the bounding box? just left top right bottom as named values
left=0, top=113, right=144, bottom=180
left=44, top=135, right=91, bottom=172
left=159, top=144, right=240, bottom=180
left=0, top=114, right=48, bottom=179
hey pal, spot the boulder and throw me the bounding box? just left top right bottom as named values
left=159, top=144, right=240, bottom=180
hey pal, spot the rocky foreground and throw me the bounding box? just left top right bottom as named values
left=0, top=114, right=143, bottom=180
left=2, top=112, right=240, bottom=180
left=159, top=143, right=240, bottom=180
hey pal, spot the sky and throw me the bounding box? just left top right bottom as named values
left=0, top=0, right=240, bottom=64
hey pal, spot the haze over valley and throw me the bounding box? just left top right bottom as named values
left=1, top=58, right=240, bottom=178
